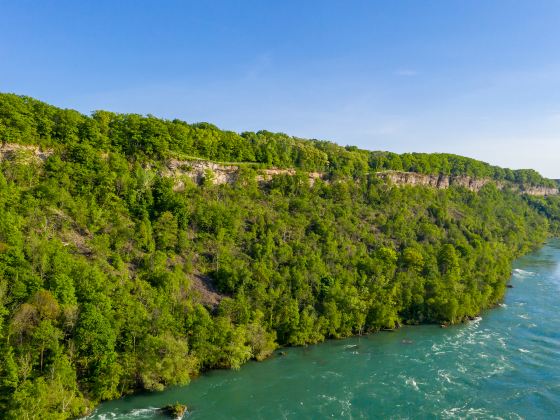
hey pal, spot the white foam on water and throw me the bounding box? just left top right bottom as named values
left=129, top=408, right=160, bottom=418
left=518, top=348, right=531, bottom=353
left=437, top=370, right=455, bottom=384
left=321, top=370, right=342, bottom=379
left=442, top=405, right=505, bottom=419
left=405, top=377, right=420, bottom=391
left=88, top=408, right=160, bottom=420
left=87, top=412, right=116, bottom=420
left=465, top=407, right=504, bottom=419
left=457, top=364, right=467, bottom=374
left=513, top=268, right=535, bottom=277
left=319, top=394, right=337, bottom=402
left=441, top=404, right=474, bottom=419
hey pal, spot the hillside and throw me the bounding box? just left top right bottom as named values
left=1, top=94, right=557, bottom=187
left=1, top=93, right=560, bottom=418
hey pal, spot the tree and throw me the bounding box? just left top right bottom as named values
left=153, top=211, right=178, bottom=251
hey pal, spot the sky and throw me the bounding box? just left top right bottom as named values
left=1, top=0, right=560, bottom=177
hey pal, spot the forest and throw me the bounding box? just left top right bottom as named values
left=1, top=93, right=559, bottom=418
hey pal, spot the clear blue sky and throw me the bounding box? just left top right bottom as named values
left=1, top=1, right=559, bottom=177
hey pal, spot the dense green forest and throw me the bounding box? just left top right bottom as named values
left=1, top=93, right=555, bottom=186
left=0, top=93, right=559, bottom=418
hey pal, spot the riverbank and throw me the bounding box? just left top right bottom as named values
left=89, top=241, right=560, bottom=419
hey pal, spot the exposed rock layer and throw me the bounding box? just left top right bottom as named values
left=164, top=159, right=559, bottom=197
left=1, top=143, right=556, bottom=196
left=0, top=143, right=53, bottom=162
left=164, top=159, right=323, bottom=191
left=376, top=171, right=559, bottom=196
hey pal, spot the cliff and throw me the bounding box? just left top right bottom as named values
left=0, top=143, right=53, bottom=162
left=0, top=143, right=556, bottom=196
left=163, top=158, right=324, bottom=191
left=163, top=158, right=559, bottom=197
left=376, top=171, right=559, bottom=196
left=2, top=94, right=559, bottom=419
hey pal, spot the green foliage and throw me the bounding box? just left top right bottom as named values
left=1, top=93, right=556, bottom=187
left=0, top=93, right=558, bottom=418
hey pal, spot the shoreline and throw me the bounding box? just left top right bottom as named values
left=86, top=262, right=530, bottom=419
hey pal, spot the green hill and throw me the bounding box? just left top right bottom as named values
left=0, top=93, right=559, bottom=418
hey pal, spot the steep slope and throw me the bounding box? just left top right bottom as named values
left=0, top=94, right=559, bottom=418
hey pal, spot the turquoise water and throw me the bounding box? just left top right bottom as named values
left=91, top=241, right=560, bottom=419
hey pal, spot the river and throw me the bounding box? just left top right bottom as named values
left=90, top=241, right=560, bottom=419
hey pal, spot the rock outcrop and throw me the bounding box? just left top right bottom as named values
left=376, top=171, right=559, bottom=196
left=0, top=143, right=53, bottom=162
left=1, top=143, right=556, bottom=196
left=164, top=161, right=558, bottom=196
left=164, top=159, right=240, bottom=189
left=164, top=159, right=326, bottom=190
left=519, top=185, right=559, bottom=196
left=161, top=159, right=559, bottom=196
left=375, top=171, right=492, bottom=192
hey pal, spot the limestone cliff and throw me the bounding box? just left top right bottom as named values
left=164, top=159, right=325, bottom=191
left=1, top=143, right=556, bottom=197
left=376, top=171, right=558, bottom=196
left=163, top=159, right=558, bottom=197
left=0, top=143, right=53, bottom=162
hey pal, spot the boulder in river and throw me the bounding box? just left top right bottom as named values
left=161, top=402, right=187, bottom=419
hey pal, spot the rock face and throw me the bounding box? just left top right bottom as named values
left=0, top=143, right=53, bottom=162
left=164, top=159, right=240, bottom=189
left=520, top=185, right=559, bottom=196
left=163, top=161, right=559, bottom=197
left=189, top=273, right=223, bottom=308
left=255, top=168, right=296, bottom=182
left=376, top=171, right=494, bottom=192
left=164, top=159, right=326, bottom=189
left=3, top=142, right=553, bottom=197
left=376, top=171, right=559, bottom=196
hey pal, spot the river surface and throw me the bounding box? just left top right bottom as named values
left=91, top=241, right=560, bottom=419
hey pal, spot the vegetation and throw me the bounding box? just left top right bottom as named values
left=1, top=93, right=555, bottom=186
left=161, top=402, right=187, bottom=418
left=0, top=93, right=559, bottom=418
